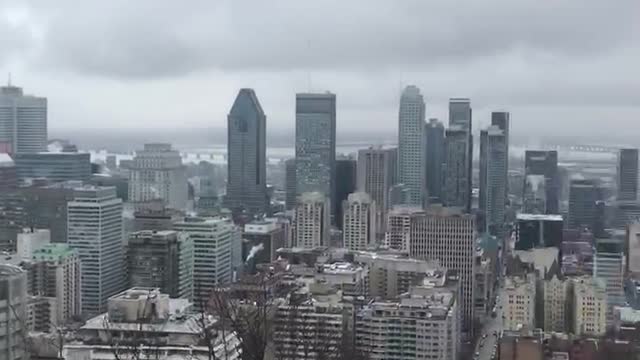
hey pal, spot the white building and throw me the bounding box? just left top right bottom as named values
left=627, top=221, right=640, bottom=276
left=408, top=206, right=476, bottom=332
left=63, top=288, right=240, bottom=360
left=573, top=277, right=607, bottom=336
left=0, top=83, right=47, bottom=154
left=31, top=243, right=82, bottom=325
left=384, top=206, right=423, bottom=251
left=503, top=275, right=536, bottom=331
left=293, top=192, right=330, bottom=248
left=16, top=228, right=50, bottom=260
left=356, top=279, right=461, bottom=360
left=356, top=147, right=397, bottom=238
left=397, top=86, right=426, bottom=207
left=128, top=143, right=188, bottom=210
left=173, top=217, right=233, bottom=310
left=342, top=192, right=377, bottom=251
left=67, top=186, right=124, bottom=316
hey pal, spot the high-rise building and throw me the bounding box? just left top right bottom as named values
left=173, top=217, right=233, bottom=309
left=128, top=143, right=188, bottom=210
left=384, top=206, right=423, bottom=251
left=342, top=192, right=376, bottom=251
left=524, top=151, right=559, bottom=214
left=479, top=125, right=508, bottom=236
left=242, top=221, right=285, bottom=265
left=618, top=148, right=638, bottom=201
left=334, top=158, right=356, bottom=229
left=0, top=265, right=28, bottom=360
left=542, top=274, right=569, bottom=333
left=627, top=221, right=640, bottom=276
left=126, top=230, right=193, bottom=300
left=444, top=125, right=471, bottom=211
left=491, top=111, right=510, bottom=181
left=295, top=93, right=336, bottom=206
left=16, top=228, right=50, bottom=260
left=30, top=243, right=82, bottom=325
left=357, top=147, right=397, bottom=238
left=13, top=152, right=91, bottom=183
left=225, top=89, right=268, bottom=215
left=514, top=214, right=564, bottom=250
left=356, top=279, right=461, bottom=360
left=573, top=277, right=607, bottom=335
left=568, top=179, right=603, bottom=234
left=398, top=86, right=426, bottom=207
left=408, top=207, right=476, bottom=332
left=594, top=238, right=625, bottom=323
left=0, top=83, right=47, bottom=154
left=284, top=158, right=296, bottom=210
left=503, top=275, right=536, bottom=331
left=67, top=186, right=124, bottom=316
left=0, top=153, right=17, bottom=191
left=425, top=119, right=445, bottom=203
left=444, top=98, right=472, bottom=212
left=292, top=192, right=330, bottom=248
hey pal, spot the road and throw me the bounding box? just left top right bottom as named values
left=473, top=281, right=506, bottom=360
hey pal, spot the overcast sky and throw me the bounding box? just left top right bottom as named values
left=1, top=0, right=639, bottom=140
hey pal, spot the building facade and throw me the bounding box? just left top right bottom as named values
left=568, top=179, right=603, bottom=235
left=479, top=124, right=508, bottom=236
left=503, top=275, right=536, bottom=331
left=13, top=152, right=91, bottom=183
left=285, top=158, right=297, bottom=210
left=67, top=186, right=124, bottom=316
left=573, top=277, right=607, bottom=336
left=342, top=192, right=376, bottom=251
left=356, top=147, right=397, bottom=238
left=0, top=84, right=47, bottom=154
left=0, top=153, right=17, bottom=191
left=128, top=143, right=188, bottom=210
left=444, top=98, right=473, bottom=212
left=292, top=192, right=330, bottom=248
left=334, top=158, right=357, bottom=229
left=242, top=221, right=286, bottom=265
left=397, top=86, right=426, bottom=207
left=618, top=148, right=638, bottom=201
left=0, top=264, right=28, bottom=360
left=384, top=206, right=423, bottom=251
left=524, top=150, right=559, bottom=214
left=542, top=274, right=569, bottom=333
left=225, top=88, right=269, bottom=215
left=425, top=118, right=445, bottom=203
left=295, top=93, right=336, bottom=206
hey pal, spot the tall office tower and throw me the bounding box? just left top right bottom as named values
left=618, top=148, right=638, bottom=201
left=173, top=217, right=233, bottom=309
left=425, top=119, right=445, bottom=203
left=385, top=206, right=424, bottom=251
left=67, top=186, right=124, bottom=315
left=0, top=265, right=27, bottom=360
left=292, top=192, right=330, bottom=248
left=30, top=243, right=82, bottom=324
left=568, top=179, right=603, bottom=234
left=444, top=98, right=473, bottom=212
left=388, top=183, right=411, bottom=207
left=524, top=150, right=559, bottom=214
left=479, top=125, right=508, bottom=236
left=357, top=147, right=397, bottom=238
left=132, top=199, right=182, bottom=232
left=594, top=238, right=625, bottom=324
left=127, top=230, right=193, bottom=300
left=491, top=112, right=510, bottom=196
left=572, top=277, right=607, bottom=336
left=13, top=152, right=91, bottom=183
left=128, top=143, right=188, bottom=210
left=334, top=158, right=357, bottom=229
left=356, top=280, right=461, bottom=360
left=284, top=158, right=297, bottom=210
left=342, top=192, right=376, bottom=251
left=295, top=93, right=336, bottom=206
left=0, top=83, right=47, bottom=154
left=225, top=89, right=269, bottom=215
left=503, top=275, right=536, bottom=331
left=409, top=207, right=476, bottom=332
left=0, top=153, right=17, bottom=191
left=398, top=86, right=426, bottom=207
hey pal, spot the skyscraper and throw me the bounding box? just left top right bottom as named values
left=568, top=179, right=603, bottom=234
left=425, top=119, right=445, bottom=203
left=284, top=158, right=297, bottom=210
left=334, top=158, right=356, bottom=229
left=398, top=86, right=426, bottom=207
left=225, top=89, right=269, bottom=215
left=0, top=83, right=47, bottom=154
left=409, top=207, right=476, bottom=332
left=357, top=147, right=397, bottom=238
left=295, top=93, right=336, bottom=205
left=173, top=217, right=233, bottom=310
left=342, top=192, right=376, bottom=251
left=128, top=143, right=188, bottom=210
left=618, top=148, right=638, bottom=201
left=444, top=98, right=472, bottom=212
left=524, top=150, right=559, bottom=214
left=67, top=186, right=124, bottom=315
left=491, top=111, right=510, bottom=194
left=292, top=192, right=330, bottom=248
left=479, top=125, right=508, bottom=236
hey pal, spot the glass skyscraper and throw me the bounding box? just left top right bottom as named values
left=398, top=86, right=425, bottom=207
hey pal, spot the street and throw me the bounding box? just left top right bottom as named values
left=473, top=281, right=506, bottom=360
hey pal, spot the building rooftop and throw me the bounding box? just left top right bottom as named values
left=517, top=213, right=563, bottom=221
left=32, top=243, right=76, bottom=261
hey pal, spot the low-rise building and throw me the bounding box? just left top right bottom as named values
left=503, top=275, right=536, bottom=331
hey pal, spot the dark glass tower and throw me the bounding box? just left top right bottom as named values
left=225, top=89, right=268, bottom=215
left=568, top=179, right=604, bottom=236
left=425, top=119, right=445, bottom=203
left=524, top=150, right=559, bottom=214
left=334, top=158, right=357, bottom=229
left=445, top=98, right=472, bottom=212
left=618, top=148, right=638, bottom=201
